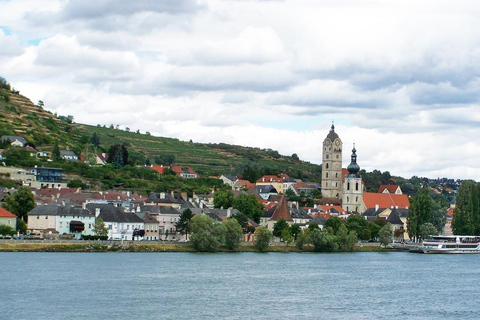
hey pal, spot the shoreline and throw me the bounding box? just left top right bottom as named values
left=0, top=241, right=401, bottom=253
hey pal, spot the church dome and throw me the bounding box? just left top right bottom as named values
left=326, top=123, right=339, bottom=142
left=346, top=145, right=360, bottom=177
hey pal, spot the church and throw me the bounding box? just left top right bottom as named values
left=321, top=123, right=409, bottom=215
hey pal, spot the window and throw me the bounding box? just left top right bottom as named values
left=356, top=183, right=359, bottom=191
left=326, top=173, right=329, bottom=178
left=347, top=182, right=350, bottom=190
left=59, top=222, right=63, bottom=228
left=326, top=163, right=329, bottom=169
left=347, top=196, right=350, bottom=202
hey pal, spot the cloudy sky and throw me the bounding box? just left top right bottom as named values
left=1, top=0, right=480, bottom=180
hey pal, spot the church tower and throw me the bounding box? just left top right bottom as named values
left=321, top=123, right=343, bottom=199
left=342, top=144, right=363, bottom=213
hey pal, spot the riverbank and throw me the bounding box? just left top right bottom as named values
left=0, top=240, right=395, bottom=253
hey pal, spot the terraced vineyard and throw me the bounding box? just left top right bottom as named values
left=1, top=88, right=322, bottom=181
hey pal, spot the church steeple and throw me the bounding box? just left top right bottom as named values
left=346, top=144, right=360, bottom=177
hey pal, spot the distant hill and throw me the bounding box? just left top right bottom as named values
left=0, top=87, right=322, bottom=181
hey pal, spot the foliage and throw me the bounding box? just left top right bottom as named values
left=452, top=180, right=479, bottom=235
left=407, top=186, right=432, bottom=239
left=2, top=187, right=35, bottom=222
left=176, top=209, right=193, bottom=240
left=272, top=219, right=290, bottom=238
left=52, top=142, right=61, bottom=161
left=17, top=219, right=27, bottom=234
left=254, top=226, right=272, bottom=252
left=290, top=223, right=301, bottom=240
left=67, top=179, right=87, bottom=189
left=232, top=194, right=264, bottom=223
left=90, top=132, right=100, bottom=147
left=108, top=144, right=129, bottom=168
left=223, top=218, right=243, bottom=251
left=324, top=216, right=343, bottom=234
left=93, top=217, right=108, bottom=237
left=310, top=229, right=338, bottom=252
left=190, top=214, right=226, bottom=252
left=0, top=224, right=15, bottom=236
left=154, top=154, right=176, bottom=166
left=308, top=222, right=320, bottom=231
left=345, top=214, right=370, bottom=240
left=281, top=227, right=294, bottom=246
left=295, top=228, right=311, bottom=250
left=336, top=224, right=357, bottom=252
left=419, top=222, right=437, bottom=240
left=213, top=190, right=234, bottom=209
left=378, top=223, right=393, bottom=247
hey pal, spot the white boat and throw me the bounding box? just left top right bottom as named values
left=420, top=235, right=480, bottom=254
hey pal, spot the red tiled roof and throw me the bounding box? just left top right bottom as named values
left=0, top=207, right=16, bottom=218
left=270, top=196, right=293, bottom=221
left=150, top=165, right=167, bottom=174
left=171, top=166, right=197, bottom=175
left=447, top=207, right=454, bottom=217
left=363, top=192, right=410, bottom=210
left=318, top=205, right=346, bottom=215
left=33, top=188, right=81, bottom=199
left=378, top=185, right=400, bottom=193
left=256, top=175, right=282, bottom=183
left=235, top=180, right=255, bottom=190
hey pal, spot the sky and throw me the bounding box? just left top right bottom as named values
left=1, top=0, right=480, bottom=180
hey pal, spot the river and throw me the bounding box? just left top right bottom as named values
left=1, top=252, right=479, bottom=319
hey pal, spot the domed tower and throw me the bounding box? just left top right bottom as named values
left=342, top=144, right=363, bottom=213
left=321, top=123, right=343, bottom=199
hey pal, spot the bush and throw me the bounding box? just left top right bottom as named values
left=190, top=214, right=226, bottom=252
left=254, top=226, right=272, bottom=252
left=81, top=235, right=108, bottom=241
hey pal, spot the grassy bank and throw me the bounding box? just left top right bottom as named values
left=0, top=242, right=390, bottom=253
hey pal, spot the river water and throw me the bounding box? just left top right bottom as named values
left=1, top=252, right=479, bottom=319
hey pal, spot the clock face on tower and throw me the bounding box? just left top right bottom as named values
left=325, top=140, right=331, bottom=145
left=335, top=140, right=340, bottom=146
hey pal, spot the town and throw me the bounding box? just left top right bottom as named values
left=0, top=123, right=465, bottom=252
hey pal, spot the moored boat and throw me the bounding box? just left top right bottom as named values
left=420, top=235, right=480, bottom=254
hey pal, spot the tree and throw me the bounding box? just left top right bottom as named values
left=232, top=194, right=264, bottom=223
left=346, top=214, right=370, bottom=240
left=452, top=180, right=477, bottom=235
left=107, top=144, right=128, bottom=168
left=154, top=154, right=176, bottom=166
left=17, top=219, right=27, bottom=234
left=52, top=142, right=61, bottom=161
left=176, top=209, right=193, bottom=240
left=0, top=225, right=15, bottom=236
left=419, top=222, right=437, bottom=241
left=67, top=179, right=86, bottom=189
left=310, top=229, right=338, bottom=252
left=90, top=132, right=100, bottom=147
left=213, top=190, right=234, bottom=209
left=273, top=219, right=289, bottom=238
left=379, top=223, right=393, bottom=247
left=223, top=218, right=243, bottom=251
left=5, top=186, right=35, bottom=222
left=93, top=217, right=108, bottom=238
left=337, top=224, right=357, bottom=252
left=190, top=214, right=226, bottom=252
left=290, top=223, right=301, bottom=240
left=254, top=226, right=272, bottom=252
left=295, top=228, right=311, bottom=251
left=408, top=186, right=433, bottom=239
left=324, top=216, right=343, bottom=234
left=281, top=227, right=293, bottom=246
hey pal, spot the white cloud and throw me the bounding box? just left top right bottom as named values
left=2, top=0, right=480, bottom=180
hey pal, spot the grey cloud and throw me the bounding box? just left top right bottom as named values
left=60, top=0, right=203, bottom=20
left=407, top=82, right=480, bottom=105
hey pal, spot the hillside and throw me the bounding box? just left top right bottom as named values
left=0, top=88, right=322, bottom=181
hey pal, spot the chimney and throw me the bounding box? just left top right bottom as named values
left=61, top=200, right=65, bottom=207
left=227, top=208, right=231, bottom=217
left=395, top=206, right=398, bottom=209
left=95, top=208, right=100, bottom=218
left=127, top=191, right=130, bottom=197
left=82, top=202, right=86, bottom=210
left=375, top=204, right=379, bottom=211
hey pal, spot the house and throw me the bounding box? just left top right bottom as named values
left=86, top=203, right=144, bottom=240
left=171, top=166, right=198, bottom=178
left=361, top=192, right=410, bottom=213
left=134, top=210, right=160, bottom=241
left=290, top=205, right=313, bottom=227
left=233, top=179, right=255, bottom=191
left=219, top=175, right=238, bottom=188
left=247, top=185, right=278, bottom=201
left=60, top=150, right=79, bottom=161
left=1, top=135, right=27, bottom=147
left=256, top=175, right=285, bottom=194
left=362, top=207, right=410, bottom=240
left=95, top=153, right=108, bottom=165
left=145, top=192, right=184, bottom=209
left=287, top=182, right=320, bottom=196
left=27, top=203, right=95, bottom=239
left=27, top=167, right=67, bottom=189
left=0, top=207, right=17, bottom=232
left=145, top=205, right=182, bottom=240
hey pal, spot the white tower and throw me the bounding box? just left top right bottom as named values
left=342, top=144, right=363, bottom=213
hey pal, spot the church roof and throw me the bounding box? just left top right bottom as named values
left=363, top=192, right=410, bottom=210
left=270, top=195, right=293, bottom=221
left=325, top=124, right=339, bottom=142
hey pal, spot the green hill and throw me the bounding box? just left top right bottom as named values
left=0, top=85, right=322, bottom=182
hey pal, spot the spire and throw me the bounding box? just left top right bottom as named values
left=346, top=144, right=360, bottom=177
left=331, top=120, right=335, bottom=131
